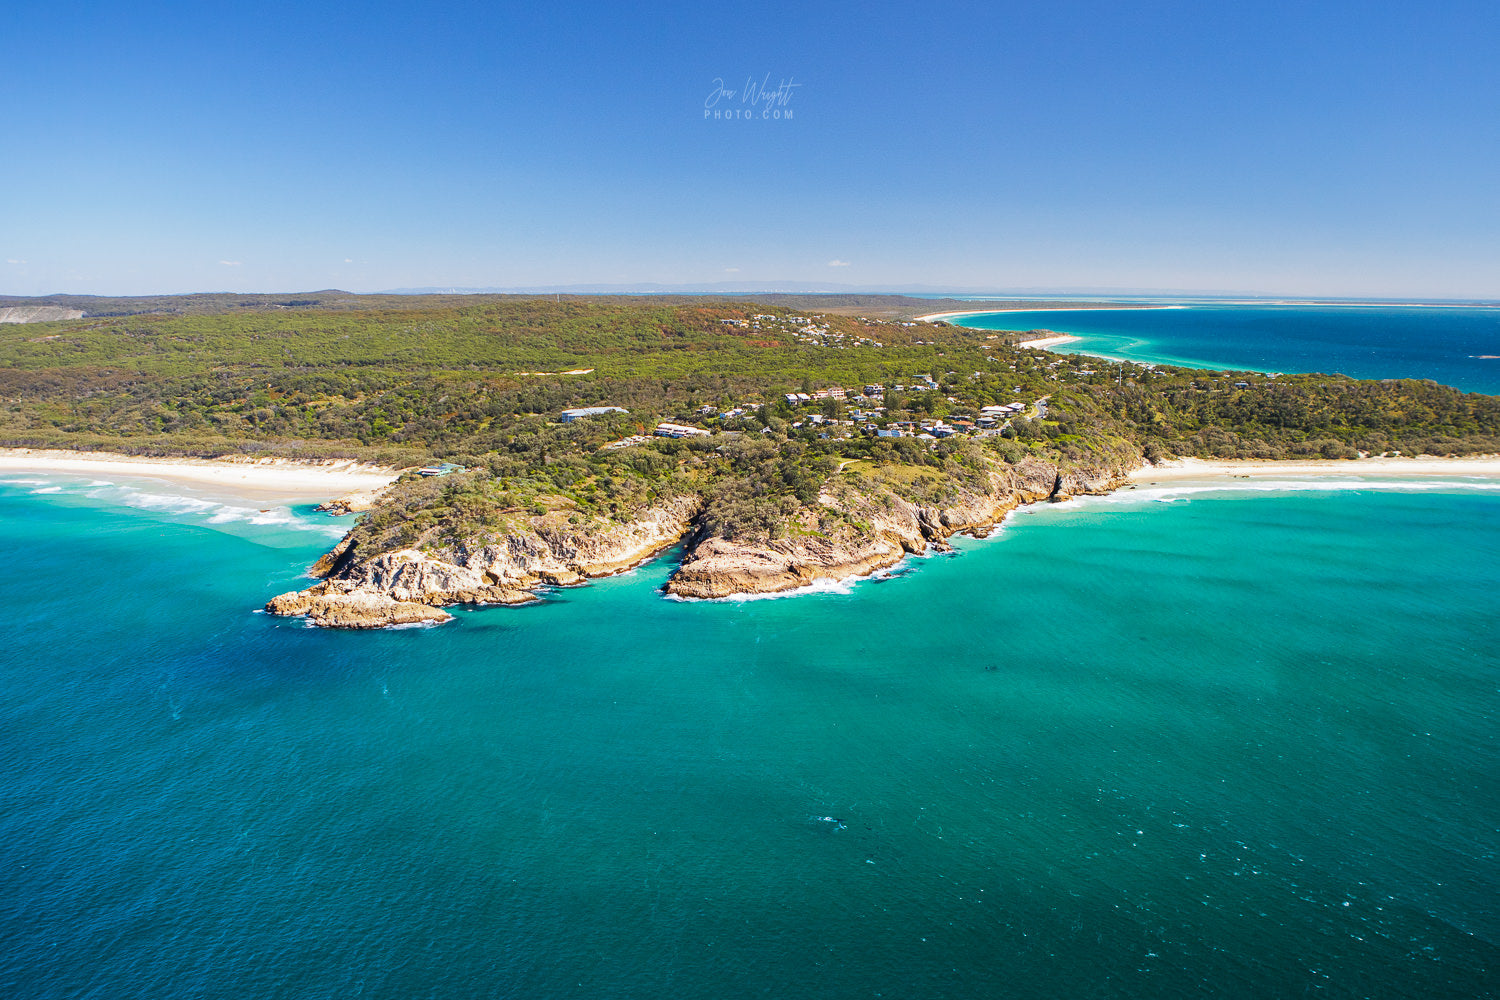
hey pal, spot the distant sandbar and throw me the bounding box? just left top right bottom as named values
left=916, top=305, right=1172, bottom=323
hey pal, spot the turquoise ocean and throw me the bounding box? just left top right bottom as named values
left=950, top=303, right=1500, bottom=394
left=2, top=307, right=1498, bottom=998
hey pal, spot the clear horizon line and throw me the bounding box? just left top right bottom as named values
left=5, top=285, right=1500, bottom=305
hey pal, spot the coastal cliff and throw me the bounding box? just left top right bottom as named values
left=266, top=472, right=701, bottom=627
left=268, top=457, right=1127, bottom=626
left=665, top=456, right=1124, bottom=599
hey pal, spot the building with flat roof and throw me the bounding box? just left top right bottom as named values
left=560, top=406, right=628, bottom=422
left=654, top=422, right=711, bottom=439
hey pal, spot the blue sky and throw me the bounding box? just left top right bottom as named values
left=4, top=0, right=1497, bottom=297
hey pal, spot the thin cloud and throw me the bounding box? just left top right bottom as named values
left=219, top=260, right=242, bottom=267
left=723, top=266, right=740, bottom=273
left=344, top=258, right=354, bottom=263
left=5, top=259, right=26, bottom=265
left=827, top=259, right=851, bottom=267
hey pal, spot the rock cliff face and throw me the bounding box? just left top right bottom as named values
left=266, top=495, right=699, bottom=628
left=267, top=459, right=1130, bottom=627
left=664, top=457, right=1125, bottom=599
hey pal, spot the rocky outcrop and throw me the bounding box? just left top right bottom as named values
left=426, top=496, right=702, bottom=588
left=664, top=457, right=1126, bottom=600
left=264, top=588, right=455, bottom=629
left=666, top=531, right=913, bottom=600
left=266, top=494, right=700, bottom=628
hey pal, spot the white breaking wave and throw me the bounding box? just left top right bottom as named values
left=664, top=576, right=857, bottom=603
left=123, top=491, right=220, bottom=514
left=207, top=505, right=300, bottom=527
left=14, top=473, right=349, bottom=540
left=207, top=506, right=260, bottom=523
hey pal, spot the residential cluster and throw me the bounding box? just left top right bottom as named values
left=559, top=366, right=1049, bottom=451
left=720, top=313, right=884, bottom=349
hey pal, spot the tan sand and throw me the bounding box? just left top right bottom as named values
left=914, top=306, right=1173, bottom=323
left=1017, top=335, right=1083, bottom=349
left=0, top=449, right=403, bottom=502
left=1130, top=456, right=1500, bottom=483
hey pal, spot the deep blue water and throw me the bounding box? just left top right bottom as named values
left=951, top=305, right=1500, bottom=394
left=2, top=472, right=1496, bottom=998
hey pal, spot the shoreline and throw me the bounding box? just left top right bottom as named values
left=1017, top=334, right=1083, bottom=350
left=723, top=455, right=1500, bottom=603
left=1128, top=455, right=1500, bottom=482
left=915, top=306, right=1175, bottom=323
left=13, top=447, right=1500, bottom=623
left=916, top=301, right=1500, bottom=324
left=0, top=448, right=403, bottom=502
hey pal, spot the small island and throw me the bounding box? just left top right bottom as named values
left=2, top=292, right=1497, bottom=626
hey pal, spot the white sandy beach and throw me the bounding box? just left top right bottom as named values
left=1017, top=334, right=1083, bottom=349
left=0, top=449, right=402, bottom=502
left=915, top=306, right=1173, bottom=323
left=1130, top=455, right=1500, bottom=482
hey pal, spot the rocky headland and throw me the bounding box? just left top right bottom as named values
left=267, top=490, right=702, bottom=628
left=663, top=457, right=1122, bottom=599
left=267, top=457, right=1128, bottom=627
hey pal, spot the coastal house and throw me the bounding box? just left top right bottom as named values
left=560, top=406, right=628, bottom=423
left=601, top=434, right=652, bottom=451
left=654, top=422, right=711, bottom=439
left=417, top=462, right=466, bottom=477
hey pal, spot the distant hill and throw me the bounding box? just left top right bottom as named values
left=0, top=291, right=1138, bottom=322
